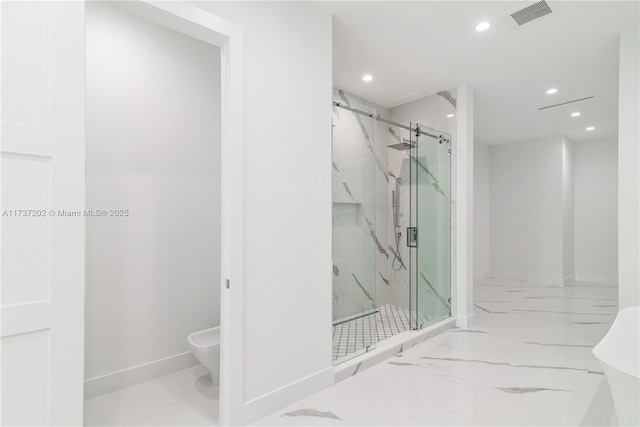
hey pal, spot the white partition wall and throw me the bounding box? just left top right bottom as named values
left=574, top=138, right=618, bottom=284
left=562, top=138, right=575, bottom=284
left=187, top=3, right=334, bottom=424
left=1, top=2, right=86, bottom=425
left=489, top=136, right=577, bottom=286
left=473, top=143, right=491, bottom=280
left=618, top=24, right=640, bottom=310
left=490, top=136, right=565, bottom=284
left=454, top=84, right=475, bottom=327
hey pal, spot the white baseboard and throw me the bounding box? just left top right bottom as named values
left=488, top=270, right=564, bottom=286
left=574, top=274, right=618, bottom=286
left=84, top=351, right=199, bottom=400
left=456, top=312, right=475, bottom=328
left=242, top=366, right=334, bottom=425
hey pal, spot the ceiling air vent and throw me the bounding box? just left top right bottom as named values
left=503, top=1, right=560, bottom=28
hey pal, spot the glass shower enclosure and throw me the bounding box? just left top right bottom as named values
left=331, top=99, right=378, bottom=364
left=332, top=94, right=452, bottom=365
left=408, top=123, right=452, bottom=329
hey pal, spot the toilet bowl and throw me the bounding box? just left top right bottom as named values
left=187, top=326, right=221, bottom=386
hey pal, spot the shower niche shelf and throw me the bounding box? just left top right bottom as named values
left=332, top=201, right=361, bottom=227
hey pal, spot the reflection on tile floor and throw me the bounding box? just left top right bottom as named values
left=84, top=365, right=218, bottom=426
left=259, top=279, right=618, bottom=426
left=333, top=304, right=437, bottom=361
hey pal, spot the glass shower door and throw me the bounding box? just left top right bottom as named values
left=331, top=95, right=378, bottom=364
left=408, top=123, right=451, bottom=329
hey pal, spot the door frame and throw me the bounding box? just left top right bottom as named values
left=114, top=2, right=245, bottom=424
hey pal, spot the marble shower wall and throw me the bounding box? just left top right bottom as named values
left=387, top=146, right=412, bottom=309
left=388, top=89, right=458, bottom=316
left=332, top=89, right=400, bottom=322
left=332, top=88, right=457, bottom=324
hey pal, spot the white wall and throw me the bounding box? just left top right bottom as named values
left=85, top=0, right=221, bottom=385
left=390, top=90, right=458, bottom=138
left=562, top=138, right=575, bottom=283
left=455, top=84, right=475, bottom=327
left=474, top=142, right=490, bottom=279
left=618, top=24, right=640, bottom=309
left=487, top=136, right=619, bottom=286
left=574, top=138, right=618, bottom=284
left=490, top=136, right=565, bottom=284
left=187, top=2, right=334, bottom=422
left=618, top=26, right=640, bottom=309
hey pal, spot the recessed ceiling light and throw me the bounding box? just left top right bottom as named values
left=475, top=22, right=491, bottom=31
left=546, top=88, right=558, bottom=94
left=571, top=112, right=581, bottom=117
left=362, top=74, right=373, bottom=82
left=446, top=114, right=455, bottom=118
left=586, top=126, right=595, bottom=131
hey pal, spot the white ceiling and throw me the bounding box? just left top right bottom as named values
left=318, top=1, right=639, bottom=145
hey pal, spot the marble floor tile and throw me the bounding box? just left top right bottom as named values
left=84, top=365, right=218, bottom=426
left=254, top=279, right=618, bottom=426
left=84, top=397, right=106, bottom=426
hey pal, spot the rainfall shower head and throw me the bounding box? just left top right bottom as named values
left=387, top=138, right=414, bottom=151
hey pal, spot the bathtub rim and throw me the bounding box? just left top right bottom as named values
left=592, top=306, right=640, bottom=379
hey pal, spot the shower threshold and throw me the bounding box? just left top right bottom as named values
left=333, top=314, right=456, bottom=383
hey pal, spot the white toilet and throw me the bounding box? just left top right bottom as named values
left=187, top=326, right=221, bottom=386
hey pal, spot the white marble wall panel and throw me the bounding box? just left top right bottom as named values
left=332, top=90, right=388, bottom=321
left=387, top=130, right=412, bottom=309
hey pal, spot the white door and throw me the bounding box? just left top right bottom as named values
left=1, top=2, right=86, bottom=425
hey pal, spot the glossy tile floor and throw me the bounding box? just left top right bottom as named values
left=256, top=278, right=618, bottom=426
left=84, top=365, right=219, bottom=426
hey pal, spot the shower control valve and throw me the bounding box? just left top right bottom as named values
left=407, top=227, right=418, bottom=247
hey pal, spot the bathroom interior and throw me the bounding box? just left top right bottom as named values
left=81, top=2, right=636, bottom=425
left=3, top=0, right=637, bottom=426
